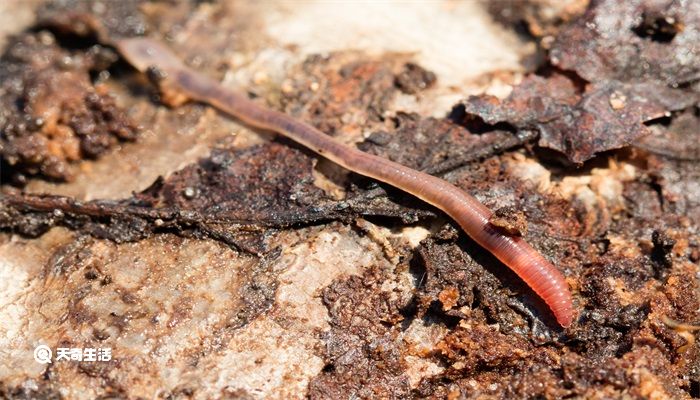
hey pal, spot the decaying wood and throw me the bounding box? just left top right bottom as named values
left=1, top=1, right=699, bottom=399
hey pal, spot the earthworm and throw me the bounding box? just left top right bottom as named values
left=114, top=38, right=574, bottom=327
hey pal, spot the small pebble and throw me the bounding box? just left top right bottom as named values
left=183, top=187, right=197, bottom=199
left=609, top=91, right=626, bottom=110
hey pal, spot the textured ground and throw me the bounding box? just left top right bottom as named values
left=1, top=1, right=699, bottom=399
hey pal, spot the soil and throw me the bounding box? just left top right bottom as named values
left=1, top=0, right=698, bottom=399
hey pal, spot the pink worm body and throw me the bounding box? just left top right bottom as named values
left=116, top=38, right=574, bottom=327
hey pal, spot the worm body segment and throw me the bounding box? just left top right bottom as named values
left=116, top=38, right=575, bottom=327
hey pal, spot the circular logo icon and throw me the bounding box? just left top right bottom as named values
left=34, top=345, right=52, bottom=364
